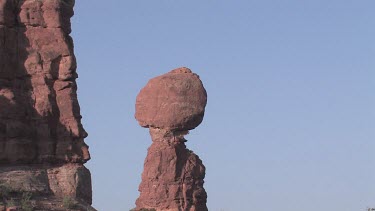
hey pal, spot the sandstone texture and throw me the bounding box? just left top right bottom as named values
left=0, top=164, right=93, bottom=207
left=135, top=67, right=207, bottom=131
left=135, top=68, right=208, bottom=211
left=0, top=0, right=89, bottom=165
left=0, top=0, right=94, bottom=209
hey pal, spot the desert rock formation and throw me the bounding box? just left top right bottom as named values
left=0, top=0, right=94, bottom=210
left=135, top=68, right=208, bottom=211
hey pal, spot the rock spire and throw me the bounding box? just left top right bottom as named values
left=0, top=0, right=94, bottom=209
left=135, top=67, right=208, bottom=211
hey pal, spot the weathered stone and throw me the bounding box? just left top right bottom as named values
left=0, top=164, right=91, bottom=201
left=135, top=68, right=208, bottom=211
left=135, top=67, right=207, bottom=131
left=47, top=164, right=92, bottom=204
left=0, top=0, right=88, bottom=165
left=0, top=0, right=93, bottom=209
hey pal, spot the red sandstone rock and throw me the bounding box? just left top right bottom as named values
left=0, top=0, right=88, bottom=165
left=0, top=164, right=92, bottom=204
left=0, top=0, right=93, bottom=209
left=135, top=67, right=207, bottom=131
left=135, top=69, right=208, bottom=211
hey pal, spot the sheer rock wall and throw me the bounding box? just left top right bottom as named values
left=0, top=0, right=89, bottom=164
left=0, top=0, right=93, bottom=209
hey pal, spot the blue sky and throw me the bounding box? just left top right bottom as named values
left=71, top=1, right=375, bottom=210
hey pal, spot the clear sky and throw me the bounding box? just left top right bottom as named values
left=71, top=1, right=375, bottom=210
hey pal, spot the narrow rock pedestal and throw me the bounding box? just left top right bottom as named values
left=135, top=68, right=208, bottom=211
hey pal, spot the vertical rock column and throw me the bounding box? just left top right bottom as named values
left=135, top=68, right=208, bottom=211
left=0, top=0, right=93, bottom=209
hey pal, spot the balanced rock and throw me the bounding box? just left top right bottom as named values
left=0, top=0, right=94, bottom=209
left=135, top=67, right=207, bottom=131
left=135, top=68, right=208, bottom=211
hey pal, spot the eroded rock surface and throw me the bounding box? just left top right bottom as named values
left=0, top=0, right=93, bottom=209
left=135, top=67, right=207, bottom=131
left=0, top=164, right=92, bottom=204
left=0, top=0, right=89, bottom=164
left=135, top=68, right=208, bottom=211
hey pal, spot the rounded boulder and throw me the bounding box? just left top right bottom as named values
left=135, top=67, right=207, bottom=131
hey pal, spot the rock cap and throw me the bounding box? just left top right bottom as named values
left=135, top=67, right=207, bottom=131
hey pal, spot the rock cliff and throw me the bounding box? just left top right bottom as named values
left=0, top=0, right=94, bottom=210
left=135, top=68, right=208, bottom=211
